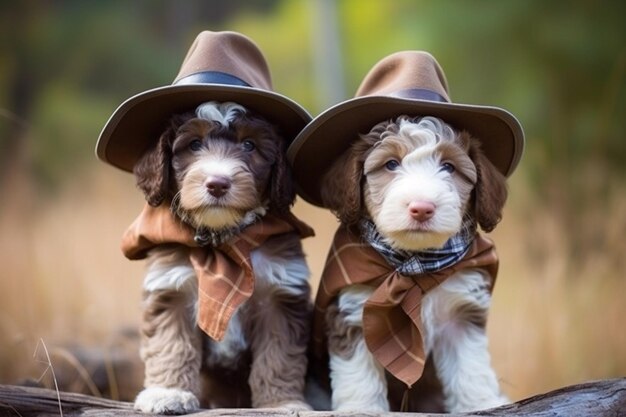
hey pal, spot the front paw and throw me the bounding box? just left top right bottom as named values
left=134, top=387, right=200, bottom=414
left=480, top=394, right=509, bottom=410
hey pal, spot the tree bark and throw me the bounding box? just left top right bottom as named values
left=0, top=378, right=624, bottom=417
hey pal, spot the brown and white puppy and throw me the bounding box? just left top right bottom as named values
left=132, top=101, right=311, bottom=413
left=320, top=115, right=508, bottom=412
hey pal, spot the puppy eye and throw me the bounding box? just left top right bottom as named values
left=385, top=159, right=401, bottom=171
left=440, top=162, right=456, bottom=173
left=242, top=139, right=256, bottom=152
left=189, top=139, right=203, bottom=151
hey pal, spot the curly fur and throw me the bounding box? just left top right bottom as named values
left=320, top=116, right=508, bottom=412
left=132, top=101, right=311, bottom=413
left=322, top=116, right=507, bottom=232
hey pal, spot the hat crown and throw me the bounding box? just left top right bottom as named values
left=97, top=30, right=312, bottom=173
left=174, top=31, right=273, bottom=91
left=355, top=51, right=450, bottom=101
left=287, top=50, right=524, bottom=207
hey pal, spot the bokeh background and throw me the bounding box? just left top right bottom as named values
left=1, top=0, right=625, bottom=404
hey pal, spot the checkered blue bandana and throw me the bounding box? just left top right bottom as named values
left=359, top=217, right=477, bottom=276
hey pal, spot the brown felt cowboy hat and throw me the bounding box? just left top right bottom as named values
left=287, top=51, right=524, bottom=207
left=96, top=30, right=311, bottom=172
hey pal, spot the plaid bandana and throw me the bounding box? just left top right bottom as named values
left=121, top=203, right=314, bottom=341
left=359, top=217, right=477, bottom=276
left=312, top=223, right=498, bottom=388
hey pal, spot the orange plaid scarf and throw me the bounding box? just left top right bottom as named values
left=313, top=225, right=498, bottom=388
left=121, top=203, right=314, bottom=341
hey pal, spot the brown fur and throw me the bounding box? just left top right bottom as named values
left=245, top=233, right=312, bottom=407
left=134, top=111, right=295, bottom=217
left=141, top=287, right=203, bottom=396
left=133, top=105, right=310, bottom=411
left=321, top=117, right=507, bottom=233
left=467, top=137, right=508, bottom=232
left=319, top=116, right=508, bottom=412
left=320, top=123, right=384, bottom=225
left=325, top=304, right=364, bottom=360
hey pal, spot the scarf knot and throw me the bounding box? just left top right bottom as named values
left=121, top=203, right=314, bottom=341
left=359, top=217, right=476, bottom=276
left=312, top=221, right=498, bottom=388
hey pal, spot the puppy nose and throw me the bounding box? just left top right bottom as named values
left=206, top=176, right=231, bottom=198
left=408, top=201, right=435, bottom=222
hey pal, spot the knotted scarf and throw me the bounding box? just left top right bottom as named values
left=313, top=224, right=498, bottom=388
left=360, top=217, right=477, bottom=275
left=121, top=203, right=314, bottom=341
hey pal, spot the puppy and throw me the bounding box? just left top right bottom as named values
left=126, top=101, right=313, bottom=413
left=315, top=115, right=508, bottom=412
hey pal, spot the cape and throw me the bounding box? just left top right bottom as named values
left=313, top=225, right=498, bottom=387
left=122, top=203, right=314, bottom=341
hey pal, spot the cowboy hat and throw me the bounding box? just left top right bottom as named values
left=287, top=51, right=524, bottom=207
left=96, top=30, right=311, bottom=172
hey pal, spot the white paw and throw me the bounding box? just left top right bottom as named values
left=134, top=387, right=200, bottom=414
left=481, top=394, right=509, bottom=410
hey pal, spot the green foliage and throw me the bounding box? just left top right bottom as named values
left=1, top=0, right=624, bottom=263
left=227, top=1, right=316, bottom=112
left=30, top=84, right=116, bottom=189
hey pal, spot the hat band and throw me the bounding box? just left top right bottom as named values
left=175, top=71, right=251, bottom=87
left=390, top=88, right=448, bottom=103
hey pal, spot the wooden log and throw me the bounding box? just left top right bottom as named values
left=0, top=378, right=625, bottom=417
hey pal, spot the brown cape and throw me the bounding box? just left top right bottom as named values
left=122, top=203, right=314, bottom=341
left=313, top=225, right=498, bottom=388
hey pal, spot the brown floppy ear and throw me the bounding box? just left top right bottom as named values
left=321, top=144, right=364, bottom=225
left=133, top=126, right=175, bottom=207
left=469, top=141, right=508, bottom=232
left=268, top=139, right=296, bottom=214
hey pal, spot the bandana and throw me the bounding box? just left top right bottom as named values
left=313, top=224, right=498, bottom=388
left=121, top=203, right=314, bottom=341
left=359, top=217, right=476, bottom=276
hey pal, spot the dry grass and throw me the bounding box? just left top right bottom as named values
left=487, top=190, right=626, bottom=400
left=1, top=165, right=624, bottom=402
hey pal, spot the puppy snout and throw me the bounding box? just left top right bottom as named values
left=408, top=201, right=435, bottom=222
left=206, top=176, right=231, bottom=198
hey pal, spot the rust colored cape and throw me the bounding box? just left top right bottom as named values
left=121, top=203, right=314, bottom=341
left=313, top=225, right=498, bottom=388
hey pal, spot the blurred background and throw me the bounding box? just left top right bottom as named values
left=1, top=0, right=625, bottom=404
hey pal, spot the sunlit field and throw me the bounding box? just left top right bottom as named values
left=1, top=164, right=624, bottom=402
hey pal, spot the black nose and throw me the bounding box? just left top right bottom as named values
left=206, top=176, right=231, bottom=198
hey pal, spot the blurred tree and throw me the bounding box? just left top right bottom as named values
left=1, top=0, right=624, bottom=269
left=0, top=0, right=282, bottom=191
left=333, top=0, right=626, bottom=270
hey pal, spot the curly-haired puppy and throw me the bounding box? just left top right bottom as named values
left=318, top=116, right=508, bottom=412
left=131, top=101, right=312, bottom=413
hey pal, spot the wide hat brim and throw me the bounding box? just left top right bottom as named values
left=287, top=95, right=524, bottom=207
left=96, top=83, right=312, bottom=172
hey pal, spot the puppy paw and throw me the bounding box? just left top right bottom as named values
left=134, top=387, right=199, bottom=414
left=481, top=394, right=509, bottom=410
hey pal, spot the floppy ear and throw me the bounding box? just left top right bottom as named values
left=133, top=126, right=175, bottom=207
left=321, top=143, right=364, bottom=225
left=469, top=141, right=508, bottom=232
left=268, top=140, right=296, bottom=214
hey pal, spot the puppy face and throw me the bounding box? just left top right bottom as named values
left=321, top=116, right=507, bottom=251
left=363, top=118, right=477, bottom=250
left=134, top=101, right=294, bottom=230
